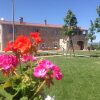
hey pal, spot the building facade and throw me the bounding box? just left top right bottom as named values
left=0, top=20, right=87, bottom=51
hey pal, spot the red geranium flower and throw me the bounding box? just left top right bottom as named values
left=5, top=33, right=41, bottom=54
left=30, top=32, right=42, bottom=44
left=13, top=35, right=32, bottom=54
left=4, top=41, right=14, bottom=52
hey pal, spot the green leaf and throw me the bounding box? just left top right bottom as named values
left=0, top=84, right=4, bottom=89
left=0, top=93, right=6, bottom=100
left=12, top=90, right=23, bottom=100
left=4, top=87, right=17, bottom=95
left=3, top=79, right=12, bottom=88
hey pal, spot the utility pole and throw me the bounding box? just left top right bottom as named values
left=12, top=0, right=15, bottom=42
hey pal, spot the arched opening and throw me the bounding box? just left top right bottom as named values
left=77, top=41, right=84, bottom=50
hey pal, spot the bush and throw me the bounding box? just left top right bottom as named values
left=92, top=44, right=100, bottom=50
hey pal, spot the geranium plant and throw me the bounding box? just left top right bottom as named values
left=0, top=32, right=63, bottom=100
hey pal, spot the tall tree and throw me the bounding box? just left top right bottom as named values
left=95, top=5, right=100, bottom=32
left=63, top=9, right=77, bottom=56
left=87, top=20, right=96, bottom=49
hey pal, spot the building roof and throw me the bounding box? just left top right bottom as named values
left=0, top=20, right=62, bottom=28
left=0, top=20, right=87, bottom=31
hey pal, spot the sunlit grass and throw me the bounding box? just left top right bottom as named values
left=45, top=56, right=100, bottom=100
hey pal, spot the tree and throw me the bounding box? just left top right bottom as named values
left=63, top=9, right=77, bottom=56
left=87, top=20, right=96, bottom=50
left=95, top=5, right=100, bottom=32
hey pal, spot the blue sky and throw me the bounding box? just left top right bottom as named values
left=0, top=0, right=100, bottom=42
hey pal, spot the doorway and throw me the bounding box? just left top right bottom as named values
left=77, top=41, right=84, bottom=50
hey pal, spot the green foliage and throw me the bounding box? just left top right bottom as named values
left=92, top=43, right=100, bottom=50
left=63, top=25, right=75, bottom=36
left=0, top=94, right=6, bottom=100
left=63, top=9, right=78, bottom=36
left=87, top=33, right=96, bottom=42
left=96, top=5, right=100, bottom=17
left=0, top=67, right=43, bottom=100
left=87, top=20, right=96, bottom=49
left=64, top=10, right=77, bottom=27
left=95, top=5, right=100, bottom=32
left=63, top=9, right=78, bottom=55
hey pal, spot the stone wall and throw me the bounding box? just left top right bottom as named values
left=1, top=23, right=87, bottom=51
left=2, top=24, right=62, bottom=50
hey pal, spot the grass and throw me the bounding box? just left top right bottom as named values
left=36, top=51, right=60, bottom=56
left=44, top=56, right=100, bottom=100
left=0, top=55, right=100, bottom=100
left=38, top=50, right=100, bottom=57
left=75, top=50, right=100, bottom=57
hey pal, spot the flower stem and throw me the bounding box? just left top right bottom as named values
left=19, top=57, right=22, bottom=74
left=29, top=80, right=46, bottom=100
left=34, top=80, right=46, bottom=95
left=13, top=71, right=18, bottom=75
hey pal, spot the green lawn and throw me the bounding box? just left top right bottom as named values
left=0, top=56, right=100, bottom=100
left=75, top=50, right=100, bottom=57
left=45, top=56, right=100, bottom=100
left=40, top=50, right=100, bottom=57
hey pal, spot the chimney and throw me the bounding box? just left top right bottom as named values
left=19, top=17, right=23, bottom=24
left=44, top=19, right=47, bottom=25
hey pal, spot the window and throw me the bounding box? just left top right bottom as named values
left=54, top=42, right=58, bottom=47
left=9, top=27, right=13, bottom=33
left=32, top=28, right=39, bottom=32
left=41, top=43, right=46, bottom=47
left=9, top=27, right=16, bottom=33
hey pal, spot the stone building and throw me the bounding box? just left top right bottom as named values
left=0, top=19, right=87, bottom=51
